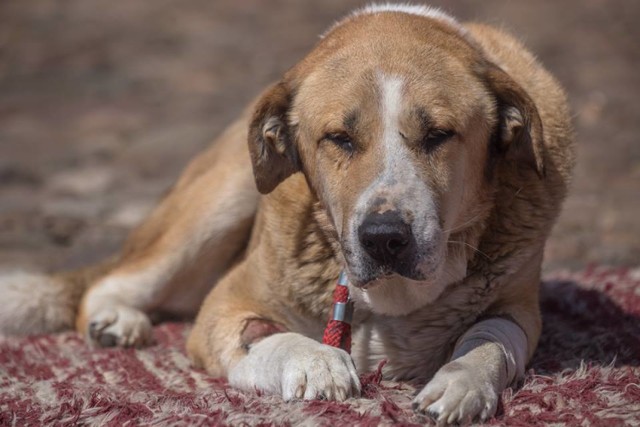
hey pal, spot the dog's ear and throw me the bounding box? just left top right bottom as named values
left=248, top=81, right=300, bottom=194
left=485, top=63, right=546, bottom=178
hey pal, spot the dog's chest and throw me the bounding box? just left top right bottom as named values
left=352, top=278, right=495, bottom=383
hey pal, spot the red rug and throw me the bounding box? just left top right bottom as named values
left=1, top=266, right=639, bottom=426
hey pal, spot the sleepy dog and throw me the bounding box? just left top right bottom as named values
left=0, top=4, right=575, bottom=424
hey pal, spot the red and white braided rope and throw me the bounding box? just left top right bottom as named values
left=322, top=271, right=353, bottom=353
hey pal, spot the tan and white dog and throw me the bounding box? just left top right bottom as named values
left=0, top=4, right=575, bottom=424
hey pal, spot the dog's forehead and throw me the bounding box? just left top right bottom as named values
left=290, top=12, right=487, bottom=131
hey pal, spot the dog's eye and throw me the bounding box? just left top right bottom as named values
left=324, top=132, right=354, bottom=152
left=423, top=129, right=455, bottom=148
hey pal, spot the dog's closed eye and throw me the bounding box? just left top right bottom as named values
left=323, top=132, right=355, bottom=153
left=423, top=129, right=456, bottom=150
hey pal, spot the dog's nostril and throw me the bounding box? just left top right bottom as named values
left=387, top=238, right=408, bottom=253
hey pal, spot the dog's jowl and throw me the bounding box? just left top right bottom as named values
left=0, top=4, right=574, bottom=425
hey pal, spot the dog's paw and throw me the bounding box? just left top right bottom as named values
left=87, top=305, right=153, bottom=348
left=412, top=361, right=499, bottom=426
left=228, top=332, right=361, bottom=401
left=280, top=341, right=360, bottom=401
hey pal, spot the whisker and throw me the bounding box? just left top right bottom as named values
left=443, top=213, right=484, bottom=234
left=441, top=266, right=459, bottom=282
left=447, top=240, right=491, bottom=260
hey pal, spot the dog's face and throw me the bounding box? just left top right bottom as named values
left=248, top=12, right=544, bottom=314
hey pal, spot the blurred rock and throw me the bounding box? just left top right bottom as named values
left=107, top=200, right=155, bottom=228
left=50, top=166, right=115, bottom=196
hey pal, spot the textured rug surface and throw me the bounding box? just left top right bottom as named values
left=1, top=266, right=639, bottom=426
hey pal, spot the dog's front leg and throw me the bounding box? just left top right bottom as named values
left=412, top=317, right=529, bottom=425
left=228, top=332, right=361, bottom=401
left=187, top=262, right=361, bottom=402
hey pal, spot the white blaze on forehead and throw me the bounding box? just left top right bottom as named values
left=357, top=72, right=410, bottom=194
left=349, top=73, right=411, bottom=212
left=380, top=74, right=404, bottom=149
left=349, top=73, right=409, bottom=224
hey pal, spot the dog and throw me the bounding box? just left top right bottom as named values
left=0, top=4, right=575, bottom=424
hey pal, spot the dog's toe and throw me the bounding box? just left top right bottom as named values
left=86, top=305, right=152, bottom=348
left=282, top=349, right=357, bottom=401
left=413, top=361, right=498, bottom=425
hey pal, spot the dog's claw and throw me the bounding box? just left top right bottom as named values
left=98, top=332, right=118, bottom=347
left=426, top=409, right=440, bottom=421
left=88, top=321, right=101, bottom=339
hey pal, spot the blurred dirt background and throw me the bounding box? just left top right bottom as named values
left=1, top=0, right=638, bottom=275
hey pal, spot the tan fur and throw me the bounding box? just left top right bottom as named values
left=0, top=6, right=574, bottom=424
left=188, top=11, right=573, bottom=382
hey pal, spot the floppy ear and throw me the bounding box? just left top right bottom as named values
left=248, top=81, right=300, bottom=194
left=485, top=63, right=546, bottom=178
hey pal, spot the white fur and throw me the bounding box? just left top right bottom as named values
left=84, top=262, right=174, bottom=315
left=87, top=303, right=152, bottom=347
left=350, top=274, right=447, bottom=317
left=413, top=318, right=528, bottom=423
left=413, top=352, right=500, bottom=424
left=380, top=74, right=403, bottom=142
left=357, top=3, right=461, bottom=29
left=228, top=333, right=361, bottom=401
left=0, top=271, right=75, bottom=335
left=345, top=74, right=455, bottom=316
left=325, top=3, right=468, bottom=38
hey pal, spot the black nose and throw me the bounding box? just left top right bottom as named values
left=358, top=212, right=413, bottom=264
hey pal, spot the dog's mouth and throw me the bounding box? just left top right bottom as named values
left=342, top=244, right=444, bottom=290
left=346, top=266, right=431, bottom=290
left=353, top=276, right=392, bottom=290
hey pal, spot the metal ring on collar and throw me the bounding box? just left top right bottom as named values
left=332, top=301, right=354, bottom=323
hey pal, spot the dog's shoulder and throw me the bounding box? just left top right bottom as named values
left=253, top=174, right=341, bottom=328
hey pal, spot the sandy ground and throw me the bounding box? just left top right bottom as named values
left=1, top=0, right=638, bottom=275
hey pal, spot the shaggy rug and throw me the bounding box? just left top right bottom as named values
left=1, top=266, right=639, bottom=426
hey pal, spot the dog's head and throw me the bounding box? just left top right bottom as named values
left=248, top=8, right=545, bottom=314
